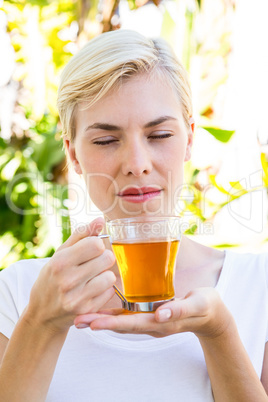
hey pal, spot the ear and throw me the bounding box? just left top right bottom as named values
left=64, top=138, right=82, bottom=174
left=184, top=117, right=194, bottom=162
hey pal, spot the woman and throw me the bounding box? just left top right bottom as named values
left=0, top=30, right=267, bottom=401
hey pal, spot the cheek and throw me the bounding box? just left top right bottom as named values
left=77, top=150, right=98, bottom=173
left=78, top=146, right=116, bottom=175
left=161, top=143, right=185, bottom=172
left=162, top=147, right=185, bottom=190
left=83, top=174, right=118, bottom=212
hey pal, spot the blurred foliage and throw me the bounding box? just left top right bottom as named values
left=0, top=114, right=70, bottom=269
left=0, top=0, right=84, bottom=269
left=201, top=127, right=235, bottom=143
left=0, top=0, right=266, bottom=268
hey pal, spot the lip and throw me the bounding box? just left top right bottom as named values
left=117, top=187, right=162, bottom=203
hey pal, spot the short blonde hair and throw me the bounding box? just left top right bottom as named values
left=57, top=29, right=192, bottom=141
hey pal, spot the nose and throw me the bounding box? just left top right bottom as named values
left=121, top=140, right=152, bottom=177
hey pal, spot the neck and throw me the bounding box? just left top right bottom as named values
left=176, top=235, right=225, bottom=271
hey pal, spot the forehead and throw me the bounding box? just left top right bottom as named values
left=75, top=73, right=183, bottom=129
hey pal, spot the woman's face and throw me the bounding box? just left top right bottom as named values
left=65, top=73, right=193, bottom=220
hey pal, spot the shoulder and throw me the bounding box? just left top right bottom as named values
left=178, top=236, right=268, bottom=289
left=224, top=250, right=268, bottom=275
left=219, top=250, right=268, bottom=299
left=0, top=258, right=50, bottom=336
left=0, top=258, right=50, bottom=290
left=180, top=236, right=268, bottom=275
left=1, top=257, right=50, bottom=275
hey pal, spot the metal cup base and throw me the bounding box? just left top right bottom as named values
left=113, top=286, right=174, bottom=312
left=121, top=298, right=174, bottom=312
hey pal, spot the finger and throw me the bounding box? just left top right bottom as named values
left=55, top=250, right=116, bottom=297
left=98, top=308, right=126, bottom=315
left=75, top=313, right=103, bottom=328
left=64, top=237, right=114, bottom=267
left=58, top=217, right=105, bottom=251
left=75, top=249, right=115, bottom=283
left=74, top=289, right=116, bottom=327
left=89, top=312, right=156, bottom=333
left=74, top=308, right=136, bottom=328
left=83, top=270, right=116, bottom=299
left=88, top=286, right=116, bottom=314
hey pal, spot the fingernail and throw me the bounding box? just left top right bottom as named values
left=158, top=309, right=172, bottom=322
left=76, top=323, right=88, bottom=329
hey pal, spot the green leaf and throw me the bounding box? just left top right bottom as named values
left=202, top=127, right=235, bottom=143
left=184, top=224, right=198, bottom=235
left=214, top=243, right=240, bottom=249
left=161, top=9, right=176, bottom=46
left=260, top=153, right=268, bottom=187
left=29, top=132, right=65, bottom=179
left=26, top=0, right=49, bottom=7
left=229, top=181, right=248, bottom=197
left=209, top=174, right=230, bottom=195
left=126, top=0, right=138, bottom=10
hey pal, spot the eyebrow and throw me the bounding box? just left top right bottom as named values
left=84, top=115, right=177, bottom=133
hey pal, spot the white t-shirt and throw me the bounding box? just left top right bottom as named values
left=0, top=250, right=268, bottom=402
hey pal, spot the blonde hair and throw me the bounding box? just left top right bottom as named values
left=57, top=30, right=192, bottom=141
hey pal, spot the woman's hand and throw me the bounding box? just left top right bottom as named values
left=74, top=287, right=234, bottom=340
left=24, top=217, right=116, bottom=333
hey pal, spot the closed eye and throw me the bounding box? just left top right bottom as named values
left=93, top=139, right=118, bottom=146
left=93, top=133, right=173, bottom=145
left=148, top=133, right=173, bottom=140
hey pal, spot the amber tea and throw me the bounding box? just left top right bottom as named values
left=112, top=239, right=179, bottom=303
left=107, top=216, right=181, bottom=311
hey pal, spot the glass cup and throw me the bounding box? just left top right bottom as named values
left=106, top=216, right=181, bottom=312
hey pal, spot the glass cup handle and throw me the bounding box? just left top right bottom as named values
left=97, top=235, right=128, bottom=305
left=113, top=285, right=128, bottom=303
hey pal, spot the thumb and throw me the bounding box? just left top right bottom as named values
left=155, top=289, right=214, bottom=323
left=58, top=216, right=105, bottom=251
left=156, top=288, right=209, bottom=322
